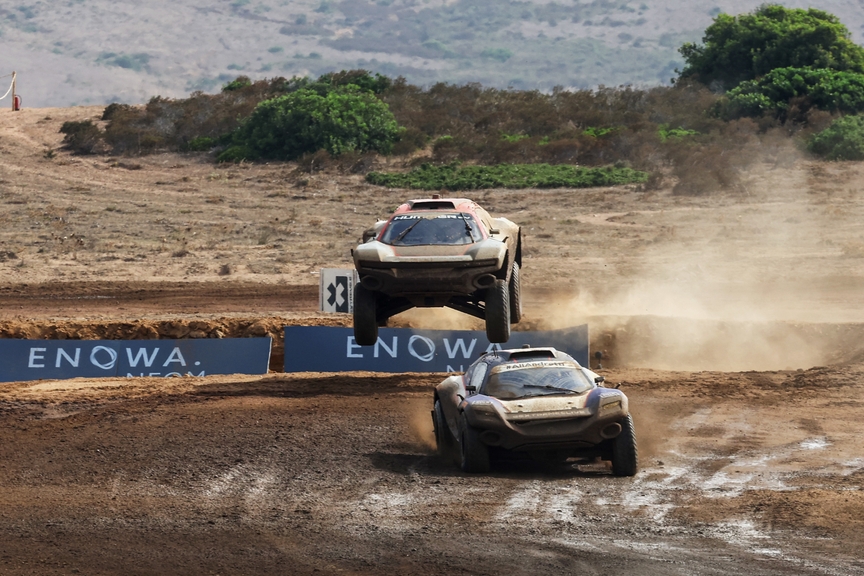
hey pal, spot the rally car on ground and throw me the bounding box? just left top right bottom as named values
left=352, top=196, right=522, bottom=345
left=431, top=346, right=638, bottom=475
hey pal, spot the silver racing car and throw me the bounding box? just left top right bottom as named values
left=352, top=196, right=522, bottom=345
left=432, top=346, right=638, bottom=475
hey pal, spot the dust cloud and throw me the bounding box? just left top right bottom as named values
left=393, top=307, right=481, bottom=331
left=406, top=397, right=436, bottom=451
left=524, top=159, right=864, bottom=372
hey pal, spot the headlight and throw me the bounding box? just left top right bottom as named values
left=471, top=400, right=495, bottom=410
left=600, top=400, right=622, bottom=412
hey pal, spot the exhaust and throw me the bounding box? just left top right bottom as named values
left=600, top=422, right=622, bottom=439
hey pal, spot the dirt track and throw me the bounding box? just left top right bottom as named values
left=2, top=366, right=864, bottom=575
left=2, top=106, right=864, bottom=574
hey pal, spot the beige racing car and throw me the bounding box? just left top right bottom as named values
left=432, top=346, right=638, bottom=475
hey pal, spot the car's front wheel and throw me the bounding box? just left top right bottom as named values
left=460, top=416, right=490, bottom=473
left=485, top=279, right=510, bottom=343
left=509, top=262, right=522, bottom=324
left=353, top=284, right=378, bottom=346
left=432, top=399, right=453, bottom=457
left=611, top=415, right=638, bottom=477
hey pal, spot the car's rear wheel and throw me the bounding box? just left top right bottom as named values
left=485, top=279, right=510, bottom=343
left=509, top=262, right=522, bottom=324
left=432, top=399, right=453, bottom=457
left=353, top=284, right=378, bottom=346
left=460, top=416, right=491, bottom=473
left=611, top=415, right=638, bottom=477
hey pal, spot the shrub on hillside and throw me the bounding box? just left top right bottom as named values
left=380, top=80, right=716, bottom=170
left=218, top=86, right=403, bottom=162
left=100, top=70, right=393, bottom=156
left=222, top=75, right=253, bottom=91
left=365, top=163, right=648, bottom=190
left=721, top=67, right=864, bottom=119
left=103, top=103, right=165, bottom=155
left=678, top=5, right=864, bottom=90
left=102, top=77, right=300, bottom=154
left=807, top=115, right=864, bottom=160
left=316, top=70, right=391, bottom=94
left=59, top=120, right=103, bottom=154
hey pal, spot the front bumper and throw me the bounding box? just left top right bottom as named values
left=355, top=257, right=502, bottom=298
left=465, top=408, right=627, bottom=452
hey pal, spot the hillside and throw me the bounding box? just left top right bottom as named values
left=3, top=0, right=864, bottom=107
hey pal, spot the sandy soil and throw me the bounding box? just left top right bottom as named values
left=1, top=106, right=864, bottom=574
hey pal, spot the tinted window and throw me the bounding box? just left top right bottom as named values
left=381, top=213, right=481, bottom=246
left=469, top=362, right=488, bottom=390
left=483, top=366, right=594, bottom=400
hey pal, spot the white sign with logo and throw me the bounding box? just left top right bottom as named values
left=319, top=268, right=358, bottom=313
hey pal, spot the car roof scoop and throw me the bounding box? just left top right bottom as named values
left=408, top=200, right=457, bottom=210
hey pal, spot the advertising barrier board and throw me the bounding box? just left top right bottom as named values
left=284, top=326, right=588, bottom=373
left=0, top=338, right=272, bottom=383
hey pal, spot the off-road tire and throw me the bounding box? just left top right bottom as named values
left=432, top=399, right=453, bottom=457
left=611, top=415, right=638, bottom=477
left=485, top=279, right=510, bottom=343
left=353, top=284, right=378, bottom=346
left=460, top=416, right=491, bottom=473
left=509, top=262, right=522, bottom=324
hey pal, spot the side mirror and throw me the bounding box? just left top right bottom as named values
left=465, top=384, right=477, bottom=393
left=488, top=229, right=500, bottom=235
left=594, top=376, right=605, bottom=384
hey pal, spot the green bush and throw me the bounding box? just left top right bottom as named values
left=315, top=70, right=392, bottom=94
left=183, top=136, right=216, bottom=151
left=722, top=67, right=864, bottom=118
left=365, top=163, right=648, bottom=190
left=219, top=86, right=403, bottom=162
left=59, top=120, right=103, bottom=154
left=222, top=75, right=253, bottom=91
left=582, top=126, right=619, bottom=138
left=658, top=125, right=699, bottom=141
left=807, top=115, right=864, bottom=160
left=678, top=5, right=864, bottom=89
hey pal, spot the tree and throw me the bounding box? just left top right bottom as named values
left=219, top=86, right=403, bottom=162
left=678, top=5, right=864, bottom=90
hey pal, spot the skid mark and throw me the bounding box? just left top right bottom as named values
left=800, top=437, right=830, bottom=450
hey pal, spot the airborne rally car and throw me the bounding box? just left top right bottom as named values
left=432, top=346, right=638, bottom=475
left=352, top=196, right=522, bottom=345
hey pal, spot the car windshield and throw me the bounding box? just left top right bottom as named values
left=381, top=213, right=482, bottom=246
left=483, top=362, right=594, bottom=400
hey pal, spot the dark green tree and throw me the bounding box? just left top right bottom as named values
left=678, top=5, right=864, bottom=90
left=219, top=86, right=403, bottom=161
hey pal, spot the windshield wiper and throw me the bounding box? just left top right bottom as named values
left=458, top=212, right=477, bottom=242
left=520, top=384, right=579, bottom=394
left=393, top=219, right=422, bottom=243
